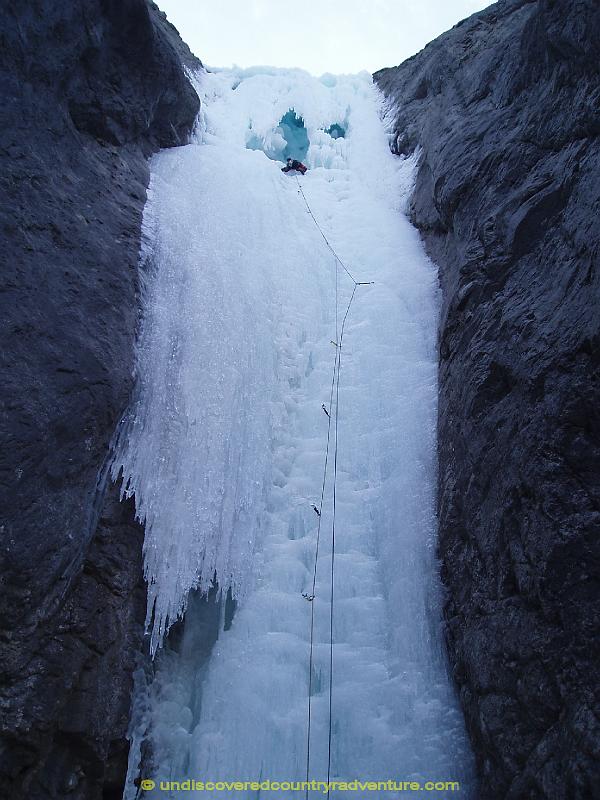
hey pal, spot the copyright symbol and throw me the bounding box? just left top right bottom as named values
left=141, top=780, right=156, bottom=791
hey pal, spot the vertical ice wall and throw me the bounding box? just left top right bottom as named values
left=115, top=67, right=475, bottom=798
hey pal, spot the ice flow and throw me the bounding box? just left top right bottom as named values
left=114, top=67, right=475, bottom=798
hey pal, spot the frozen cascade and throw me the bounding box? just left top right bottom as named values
left=115, top=67, right=475, bottom=798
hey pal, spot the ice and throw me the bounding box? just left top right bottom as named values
left=115, top=66, right=475, bottom=798
left=325, top=123, right=346, bottom=139
left=279, top=110, right=310, bottom=162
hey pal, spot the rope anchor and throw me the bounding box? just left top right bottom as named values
left=322, top=404, right=330, bottom=418
left=311, top=504, right=321, bottom=517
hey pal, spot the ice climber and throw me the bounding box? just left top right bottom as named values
left=282, top=157, right=307, bottom=175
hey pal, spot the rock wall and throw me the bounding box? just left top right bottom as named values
left=0, top=2, right=200, bottom=797
left=374, top=1, right=600, bottom=797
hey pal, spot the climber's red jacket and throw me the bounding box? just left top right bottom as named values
left=282, top=159, right=307, bottom=175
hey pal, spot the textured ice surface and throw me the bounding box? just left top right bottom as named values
left=116, top=67, right=475, bottom=798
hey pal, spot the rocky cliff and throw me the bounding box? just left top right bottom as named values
left=0, top=2, right=200, bottom=797
left=374, top=1, right=600, bottom=797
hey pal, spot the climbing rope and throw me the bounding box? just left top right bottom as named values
left=296, top=179, right=360, bottom=285
left=326, top=281, right=357, bottom=795
left=295, top=175, right=370, bottom=799
left=304, top=284, right=338, bottom=794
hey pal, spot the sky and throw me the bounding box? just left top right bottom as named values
left=156, top=0, right=493, bottom=76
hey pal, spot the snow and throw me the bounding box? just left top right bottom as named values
left=114, top=66, right=474, bottom=798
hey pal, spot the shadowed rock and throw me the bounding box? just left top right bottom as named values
left=0, top=1, right=200, bottom=796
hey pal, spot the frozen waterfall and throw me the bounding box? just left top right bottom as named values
left=113, top=66, right=475, bottom=799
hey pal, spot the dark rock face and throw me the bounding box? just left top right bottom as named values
left=0, top=2, right=200, bottom=797
left=374, top=1, right=600, bottom=797
left=21, top=488, right=147, bottom=800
